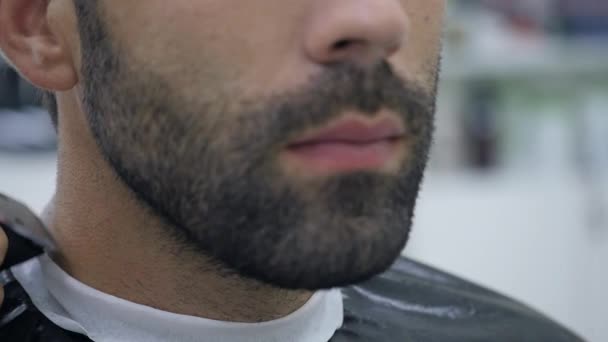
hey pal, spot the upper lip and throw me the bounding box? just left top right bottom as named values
left=288, top=117, right=406, bottom=146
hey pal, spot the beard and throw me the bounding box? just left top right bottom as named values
left=75, top=4, right=437, bottom=290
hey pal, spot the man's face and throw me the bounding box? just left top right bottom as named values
left=74, top=0, right=445, bottom=289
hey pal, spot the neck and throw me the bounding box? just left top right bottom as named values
left=46, top=95, right=313, bottom=322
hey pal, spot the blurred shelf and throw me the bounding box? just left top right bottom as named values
left=442, top=37, right=608, bottom=82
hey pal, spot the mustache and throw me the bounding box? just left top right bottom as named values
left=234, top=62, right=436, bottom=151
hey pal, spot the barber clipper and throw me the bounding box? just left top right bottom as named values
left=0, top=193, right=55, bottom=328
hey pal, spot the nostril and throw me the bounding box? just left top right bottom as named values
left=332, top=39, right=358, bottom=51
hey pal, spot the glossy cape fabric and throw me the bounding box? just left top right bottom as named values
left=332, top=257, right=583, bottom=341
left=1, top=254, right=583, bottom=342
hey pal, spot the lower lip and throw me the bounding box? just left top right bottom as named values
left=283, top=139, right=402, bottom=174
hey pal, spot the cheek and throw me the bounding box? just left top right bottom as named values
left=102, top=0, right=312, bottom=101
left=102, top=1, right=248, bottom=96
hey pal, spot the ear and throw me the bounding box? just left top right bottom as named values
left=0, top=0, right=77, bottom=91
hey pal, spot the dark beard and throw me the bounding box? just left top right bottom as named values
left=75, top=3, right=437, bottom=290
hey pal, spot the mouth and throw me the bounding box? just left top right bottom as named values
left=282, top=114, right=407, bottom=175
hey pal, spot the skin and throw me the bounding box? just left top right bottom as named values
left=0, top=0, right=445, bottom=323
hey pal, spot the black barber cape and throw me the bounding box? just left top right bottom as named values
left=1, top=254, right=583, bottom=341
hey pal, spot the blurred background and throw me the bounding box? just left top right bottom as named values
left=0, top=0, right=607, bottom=341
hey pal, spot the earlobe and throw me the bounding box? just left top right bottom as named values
left=0, top=0, right=77, bottom=91
left=16, top=32, right=78, bottom=91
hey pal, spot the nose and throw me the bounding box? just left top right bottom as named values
left=304, top=0, right=408, bottom=67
